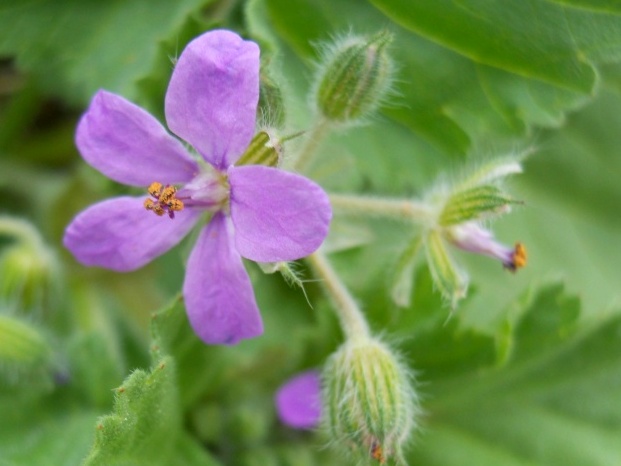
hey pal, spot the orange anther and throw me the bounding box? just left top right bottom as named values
left=371, top=441, right=385, bottom=464
left=147, top=181, right=163, bottom=198
left=513, top=242, right=527, bottom=269
left=144, top=181, right=184, bottom=218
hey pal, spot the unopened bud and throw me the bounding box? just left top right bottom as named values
left=0, top=241, right=58, bottom=311
left=314, top=31, right=394, bottom=123
left=0, top=314, right=54, bottom=384
left=323, top=337, right=418, bottom=464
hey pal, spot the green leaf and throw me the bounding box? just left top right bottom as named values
left=175, top=432, right=223, bottom=466
left=531, top=0, right=621, bottom=16
left=65, top=331, right=126, bottom=409
left=0, top=408, right=99, bottom=466
left=408, top=284, right=621, bottom=465
left=261, top=0, right=605, bottom=157
left=0, top=0, right=214, bottom=105
left=83, top=357, right=180, bottom=466
left=369, top=0, right=617, bottom=93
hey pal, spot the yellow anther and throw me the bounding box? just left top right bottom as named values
left=159, top=185, right=177, bottom=203
left=513, top=242, right=527, bottom=269
left=167, top=199, right=184, bottom=211
left=144, top=181, right=184, bottom=218
left=148, top=182, right=163, bottom=198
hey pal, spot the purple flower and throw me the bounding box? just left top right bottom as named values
left=448, top=221, right=527, bottom=271
left=275, top=370, right=322, bottom=429
left=63, top=30, right=332, bottom=345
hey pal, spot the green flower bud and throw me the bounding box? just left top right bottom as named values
left=314, top=31, right=394, bottom=123
left=323, top=337, right=419, bottom=464
left=0, top=236, right=58, bottom=311
left=0, top=314, right=54, bottom=384
left=236, top=130, right=283, bottom=168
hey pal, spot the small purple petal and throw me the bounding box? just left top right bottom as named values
left=165, top=30, right=260, bottom=170
left=63, top=196, right=200, bottom=272
left=275, top=370, right=322, bottom=429
left=449, top=222, right=515, bottom=266
left=76, top=90, right=199, bottom=186
left=229, top=166, right=332, bottom=262
left=183, top=212, right=263, bottom=345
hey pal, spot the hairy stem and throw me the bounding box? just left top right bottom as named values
left=307, top=250, right=370, bottom=341
left=330, top=193, right=434, bottom=223
left=293, top=119, right=331, bottom=173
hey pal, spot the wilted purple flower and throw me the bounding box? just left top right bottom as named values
left=448, top=221, right=526, bottom=271
left=275, top=370, right=321, bottom=429
left=63, top=30, right=331, bottom=345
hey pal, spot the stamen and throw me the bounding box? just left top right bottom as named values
left=370, top=441, right=386, bottom=464
left=504, top=242, right=527, bottom=271
left=148, top=182, right=163, bottom=198
left=512, top=242, right=527, bottom=269
left=144, top=181, right=184, bottom=219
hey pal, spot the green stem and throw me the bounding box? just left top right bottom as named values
left=329, top=193, right=434, bottom=223
left=292, top=118, right=331, bottom=173
left=307, top=250, right=370, bottom=341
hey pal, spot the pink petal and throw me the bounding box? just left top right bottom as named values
left=76, top=90, right=199, bottom=186
left=229, top=166, right=332, bottom=262
left=63, top=196, right=200, bottom=272
left=165, top=30, right=260, bottom=170
left=275, top=370, right=322, bottom=429
left=183, top=212, right=263, bottom=345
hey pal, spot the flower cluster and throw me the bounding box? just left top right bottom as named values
left=64, top=30, right=332, bottom=345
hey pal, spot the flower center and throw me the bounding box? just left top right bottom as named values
left=144, top=181, right=184, bottom=219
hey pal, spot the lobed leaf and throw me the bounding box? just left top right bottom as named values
left=83, top=357, right=180, bottom=466
left=408, top=284, right=621, bottom=465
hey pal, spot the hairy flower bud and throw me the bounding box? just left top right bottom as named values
left=322, top=337, right=419, bottom=464
left=0, top=223, right=58, bottom=311
left=0, top=314, right=54, bottom=384
left=314, top=31, right=394, bottom=123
